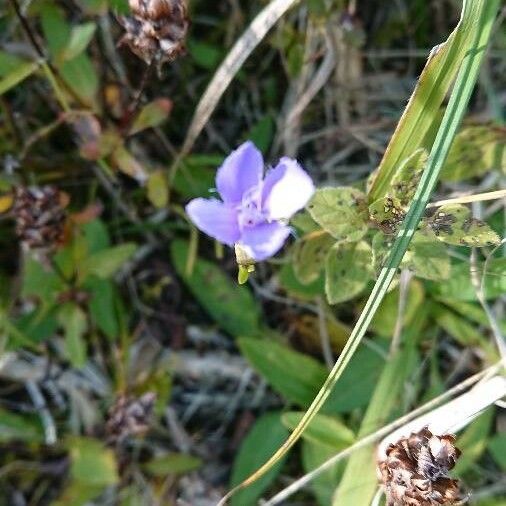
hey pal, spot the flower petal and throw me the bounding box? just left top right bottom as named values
left=262, top=157, right=315, bottom=220
left=186, top=198, right=240, bottom=246
left=216, top=141, right=264, bottom=203
left=239, top=222, right=291, bottom=261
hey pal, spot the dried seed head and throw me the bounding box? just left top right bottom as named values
left=118, top=0, right=189, bottom=68
left=13, top=186, right=67, bottom=255
left=378, top=428, right=462, bottom=506
left=106, top=392, right=157, bottom=443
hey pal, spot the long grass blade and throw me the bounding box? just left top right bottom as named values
left=217, top=0, right=500, bottom=503
left=368, top=0, right=494, bottom=202
left=180, top=0, right=300, bottom=157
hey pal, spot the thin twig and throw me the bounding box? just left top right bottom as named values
left=127, top=61, right=155, bottom=118
left=25, top=380, right=57, bottom=445
left=9, top=0, right=85, bottom=109
left=428, top=189, right=506, bottom=208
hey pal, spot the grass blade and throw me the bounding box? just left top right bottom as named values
left=180, top=0, right=300, bottom=157
left=368, top=0, right=495, bottom=202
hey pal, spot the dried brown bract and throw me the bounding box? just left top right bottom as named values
left=378, top=428, right=463, bottom=506
left=118, top=0, right=189, bottom=68
left=13, top=186, right=67, bottom=255
left=106, top=392, right=157, bottom=444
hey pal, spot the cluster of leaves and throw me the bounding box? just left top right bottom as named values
left=284, top=131, right=503, bottom=305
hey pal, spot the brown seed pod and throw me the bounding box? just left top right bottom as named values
left=106, top=392, right=157, bottom=444
left=12, top=185, right=67, bottom=255
left=378, top=427, right=462, bottom=506
left=118, top=0, right=189, bottom=68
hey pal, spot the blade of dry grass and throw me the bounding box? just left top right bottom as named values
left=179, top=0, right=300, bottom=157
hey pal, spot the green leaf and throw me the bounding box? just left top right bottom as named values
left=325, top=241, right=374, bottom=304
left=60, top=22, right=97, bottom=61
left=172, top=155, right=221, bottom=199
left=86, top=277, right=121, bottom=340
left=247, top=116, right=274, bottom=154
left=437, top=298, right=506, bottom=334
left=370, top=279, right=425, bottom=338
left=292, top=233, right=335, bottom=285
left=441, top=125, right=506, bottom=181
left=230, top=412, right=289, bottom=506
left=171, top=240, right=261, bottom=336
left=290, top=211, right=320, bottom=234
left=22, top=257, right=64, bottom=302
left=147, top=170, right=169, bottom=208
left=58, top=303, right=87, bottom=368
left=63, top=55, right=99, bottom=102
left=402, top=232, right=451, bottom=281
left=281, top=412, right=354, bottom=449
left=429, top=257, right=506, bottom=302
left=238, top=337, right=325, bottom=407
left=454, top=408, right=494, bottom=475
left=0, top=408, right=43, bottom=443
left=390, top=148, right=428, bottom=207
left=334, top=334, right=420, bottom=505
left=0, top=51, right=27, bottom=76
left=52, top=482, right=105, bottom=506
left=188, top=40, right=222, bottom=70
left=111, top=146, right=148, bottom=182
left=16, top=307, right=59, bottom=344
left=83, top=219, right=111, bottom=253
left=41, top=5, right=98, bottom=102
left=302, top=440, right=343, bottom=506
left=307, top=187, right=368, bottom=242
left=239, top=337, right=383, bottom=412
left=68, top=437, right=119, bottom=486
left=143, top=453, right=202, bottom=476
left=278, top=262, right=324, bottom=301
left=424, top=204, right=500, bottom=247
left=435, top=309, right=487, bottom=347
left=324, top=346, right=384, bottom=414
left=0, top=60, right=39, bottom=96
left=488, top=434, right=506, bottom=471
left=369, top=196, right=406, bottom=234
left=130, top=98, right=173, bottom=135
left=82, top=244, right=137, bottom=280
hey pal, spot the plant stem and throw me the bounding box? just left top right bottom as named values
left=9, top=0, right=84, bottom=110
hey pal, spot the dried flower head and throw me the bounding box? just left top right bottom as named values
left=106, top=392, right=156, bottom=443
left=378, top=428, right=462, bottom=506
left=118, top=0, right=189, bottom=68
left=13, top=185, right=67, bottom=255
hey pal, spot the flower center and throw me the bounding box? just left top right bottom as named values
left=238, top=186, right=266, bottom=229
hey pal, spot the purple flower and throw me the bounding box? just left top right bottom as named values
left=185, top=141, right=315, bottom=261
